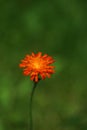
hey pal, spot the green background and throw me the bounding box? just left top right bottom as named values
left=0, top=0, right=87, bottom=130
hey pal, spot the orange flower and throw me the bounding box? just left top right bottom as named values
left=19, top=52, right=55, bottom=82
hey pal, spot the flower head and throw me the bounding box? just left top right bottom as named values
left=19, top=52, right=55, bottom=82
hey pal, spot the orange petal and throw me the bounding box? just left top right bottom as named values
left=35, top=76, right=38, bottom=82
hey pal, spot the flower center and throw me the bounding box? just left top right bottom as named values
left=32, top=58, right=42, bottom=70
left=34, top=62, right=40, bottom=69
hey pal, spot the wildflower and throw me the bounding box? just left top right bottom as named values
left=19, top=52, right=55, bottom=82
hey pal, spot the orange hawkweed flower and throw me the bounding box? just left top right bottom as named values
left=19, top=52, right=55, bottom=82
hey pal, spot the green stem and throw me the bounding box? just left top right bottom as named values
left=29, top=82, right=37, bottom=130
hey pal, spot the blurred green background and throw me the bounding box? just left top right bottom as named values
left=0, top=0, right=87, bottom=130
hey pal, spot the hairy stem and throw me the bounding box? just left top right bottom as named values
left=29, top=82, right=37, bottom=130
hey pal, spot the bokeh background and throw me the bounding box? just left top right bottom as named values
left=0, top=0, right=87, bottom=130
